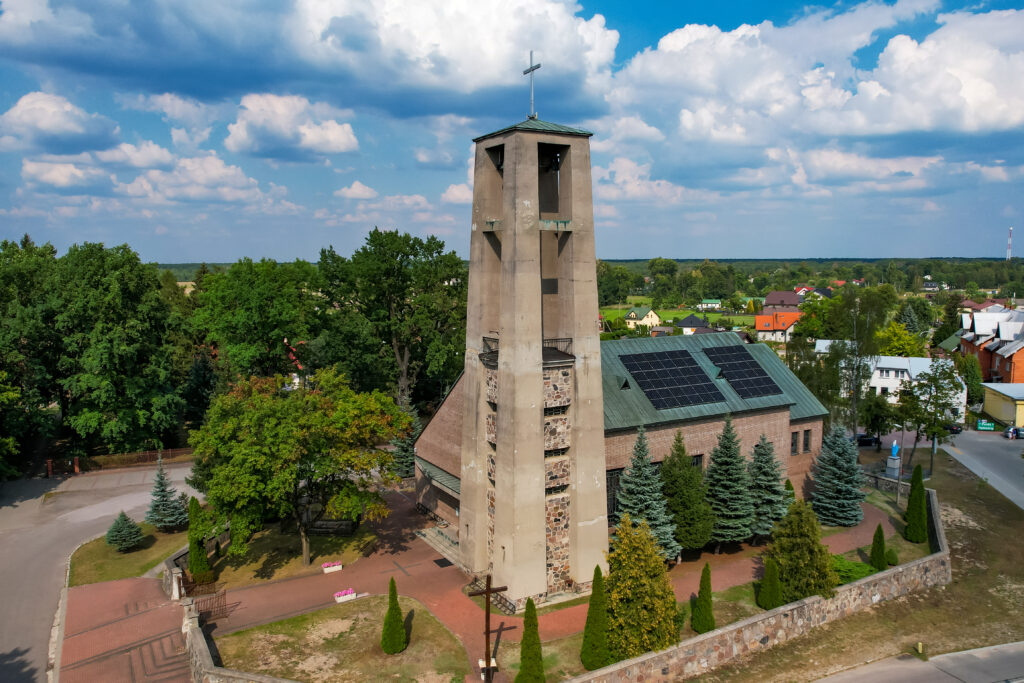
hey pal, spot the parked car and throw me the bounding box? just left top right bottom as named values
left=1004, top=426, right=1020, bottom=439
left=853, top=433, right=880, bottom=447
left=944, top=423, right=963, bottom=434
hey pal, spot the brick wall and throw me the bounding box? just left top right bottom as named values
left=565, top=489, right=951, bottom=683
left=414, top=463, right=460, bottom=526
left=604, top=409, right=821, bottom=493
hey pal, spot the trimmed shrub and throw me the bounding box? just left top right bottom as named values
left=869, top=523, right=888, bottom=572
left=765, top=500, right=839, bottom=601
left=831, top=554, right=876, bottom=583
left=904, top=465, right=928, bottom=543
left=691, top=563, right=715, bottom=634
left=784, top=479, right=796, bottom=502
left=380, top=578, right=407, bottom=653
left=886, top=548, right=899, bottom=566
left=515, top=598, right=544, bottom=682
left=580, top=565, right=611, bottom=670
left=381, top=577, right=407, bottom=654
left=106, top=511, right=144, bottom=552
left=757, top=557, right=783, bottom=610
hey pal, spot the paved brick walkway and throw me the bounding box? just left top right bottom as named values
left=203, top=494, right=896, bottom=682
left=60, top=578, right=188, bottom=683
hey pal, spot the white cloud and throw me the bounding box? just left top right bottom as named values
left=22, top=159, right=112, bottom=189
left=116, top=154, right=264, bottom=203
left=95, top=141, right=174, bottom=168
left=361, top=194, right=430, bottom=211
left=441, top=183, right=472, bottom=204
left=0, top=92, right=119, bottom=153
left=225, top=94, right=358, bottom=159
left=594, top=158, right=713, bottom=203
left=335, top=180, right=378, bottom=199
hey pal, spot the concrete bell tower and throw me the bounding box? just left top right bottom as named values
left=458, top=118, right=608, bottom=608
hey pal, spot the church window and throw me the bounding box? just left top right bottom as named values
left=790, top=432, right=799, bottom=455
left=803, top=429, right=811, bottom=452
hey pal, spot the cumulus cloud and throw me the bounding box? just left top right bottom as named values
left=0, top=92, right=119, bottom=153
left=594, top=158, right=714, bottom=203
left=95, top=141, right=175, bottom=168
left=116, top=154, right=264, bottom=203
left=441, top=183, right=472, bottom=204
left=225, top=94, right=358, bottom=160
left=22, top=159, right=113, bottom=191
left=122, top=93, right=226, bottom=151
left=334, top=180, right=378, bottom=199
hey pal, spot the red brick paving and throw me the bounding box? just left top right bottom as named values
left=61, top=578, right=188, bottom=683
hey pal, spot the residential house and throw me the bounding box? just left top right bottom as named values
left=923, top=281, right=939, bottom=292
left=650, top=326, right=675, bottom=337
left=675, top=314, right=710, bottom=335
left=793, top=284, right=813, bottom=297
left=623, top=306, right=660, bottom=330
left=697, top=298, right=722, bottom=311
left=957, top=306, right=1024, bottom=381
left=981, top=383, right=1024, bottom=426
left=755, top=311, right=802, bottom=342
left=764, top=290, right=801, bottom=312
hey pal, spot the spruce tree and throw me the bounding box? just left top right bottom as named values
left=606, top=515, right=679, bottom=660
left=145, top=455, right=188, bottom=531
left=615, top=426, right=681, bottom=560
left=106, top=511, right=144, bottom=552
left=757, top=557, right=783, bottom=610
left=904, top=464, right=928, bottom=543
left=580, top=565, right=611, bottom=670
left=811, top=426, right=866, bottom=527
left=747, top=435, right=788, bottom=539
left=381, top=577, right=407, bottom=654
left=869, top=523, right=888, bottom=571
left=515, top=598, right=544, bottom=682
left=661, top=431, right=714, bottom=552
left=691, top=563, right=715, bottom=634
left=765, top=500, right=838, bottom=602
left=704, top=416, right=754, bottom=548
left=390, top=408, right=421, bottom=479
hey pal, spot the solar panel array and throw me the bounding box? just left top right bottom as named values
left=703, top=345, right=783, bottom=399
left=620, top=350, right=724, bottom=410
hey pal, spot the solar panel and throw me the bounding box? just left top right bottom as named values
left=703, top=345, right=783, bottom=399
left=620, top=349, right=725, bottom=410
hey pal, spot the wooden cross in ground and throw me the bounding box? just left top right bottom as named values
left=468, top=574, right=508, bottom=682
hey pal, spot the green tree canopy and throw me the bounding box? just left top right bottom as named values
left=704, top=416, right=754, bottom=546
left=145, top=456, right=188, bottom=531
left=691, top=562, right=715, bottom=634
left=605, top=515, right=679, bottom=660
left=381, top=577, right=407, bottom=654
left=188, top=368, right=409, bottom=565
left=580, top=565, right=611, bottom=670
left=660, top=431, right=714, bottom=551
left=106, top=511, right=144, bottom=552
left=515, top=598, right=544, bottom=682
left=860, top=391, right=897, bottom=450
left=877, top=321, right=927, bottom=357
left=747, top=435, right=789, bottom=538
left=811, top=427, right=866, bottom=527
left=615, top=426, right=681, bottom=560
left=765, top=500, right=838, bottom=602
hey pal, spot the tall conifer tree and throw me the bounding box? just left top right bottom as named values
left=515, top=598, right=544, bottom=682
left=660, top=431, right=714, bottom=552
left=615, top=426, right=681, bottom=560
left=765, top=500, right=838, bottom=602
left=580, top=565, right=611, bottom=670
left=691, top=563, right=715, bottom=634
left=381, top=577, right=407, bottom=654
left=145, top=455, right=189, bottom=531
left=390, top=407, right=421, bottom=479
left=704, top=417, right=754, bottom=548
left=811, top=426, right=866, bottom=526
left=904, top=464, right=928, bottom=543
left=869, top=523, right=888, bottom=571
left=747, top=435, right=788, bottom=539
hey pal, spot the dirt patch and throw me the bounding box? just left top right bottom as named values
left=295, top=653, right=340, bottom=681
left=416, top=673, right=455, bottom=683
left=988, top=575, right=1024, bottom=609
left=249, top=633, right=290, bottom=670
left=307, top=618, right=353, bottom=642
left=940, top=503, right=981, bottom=530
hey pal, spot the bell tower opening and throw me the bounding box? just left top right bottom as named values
left=538, top=143, right=571, bottom=221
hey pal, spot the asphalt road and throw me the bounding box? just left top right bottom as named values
left=818, top=640, right=1024, bottom=682
left=943, top=429, right=1024, bottom=510
left=0, top=464, right=197, bottom=682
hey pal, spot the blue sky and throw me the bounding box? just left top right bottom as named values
left=1, top=0, right=1023, bottom=263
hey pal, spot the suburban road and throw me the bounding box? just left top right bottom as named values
left=0, top=464, right=197, bottom=682
left=819, top=640, right=1024, bottom=682
left=944, top=429, right=1024, bottom=510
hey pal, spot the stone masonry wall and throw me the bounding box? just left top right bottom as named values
left=545, top=458, right=571, bottom=490
left=566, top=489, right=951, bottom=682
left=545, top=494, right=571, bottom=593
left=485, top=367, right=498, bottom=404
left=544, top=415, right=570, bottom=450
left=485, top=412, right=496, bottom=444
left=543, top=367, right=573, bottom=407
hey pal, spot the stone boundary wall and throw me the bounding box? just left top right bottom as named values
left=863, top=471, right=911, bottom=497
left=181, top=599, right=299, bottom=683
left=567, top=489, right=950, bottom=683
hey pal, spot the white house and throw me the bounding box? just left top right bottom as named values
left=623, top=306, right=660, bottom=330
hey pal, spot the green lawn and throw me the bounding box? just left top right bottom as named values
left=215, top=595, right=469, bottom=682
left=600, top=305, right=755, bottom=327
left=211, top=524, right=376, bottom=590
left=70, top=523, right=186, bottom=587
left=497, top=630, right=585, bottom=681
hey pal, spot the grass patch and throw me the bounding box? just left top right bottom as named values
left=677, top=582, right=762, bottom=639
left=215, top=595, right=469, bottom=682
left=212, top=524, right=376, bottom=591
left=69, top=523, right=185, bottom=587
left=497, top=630, right=585, bottom=681
left=535, top=594, right=590, bottom=616
left=701, top=450, right=1024, bottom=682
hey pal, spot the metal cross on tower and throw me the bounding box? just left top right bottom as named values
left=523, top=50, right=541, bottom=119
left=468, top=574, right=508, bottom=682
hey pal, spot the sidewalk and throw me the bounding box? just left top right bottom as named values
left=205, top=494, right=896, bottom=681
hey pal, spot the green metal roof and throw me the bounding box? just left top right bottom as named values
left=416, top=456, right=460, bottom=496
left=937, top=332, right=961, bottom=352
left=601, top=333, right=828, bottom=431
left=626, top=306, right=653, bottom=319
left=473, top=118, right=593, bottom=142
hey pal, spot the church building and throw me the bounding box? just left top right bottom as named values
left=414, top=116, right=828, bottom=611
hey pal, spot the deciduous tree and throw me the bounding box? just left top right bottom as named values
left=606, top=515, right=678, bottom=660
left=188, top=368, right=408, bottom=565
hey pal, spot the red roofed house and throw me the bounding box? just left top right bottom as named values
left=755, top=311, right=802, bottom=342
